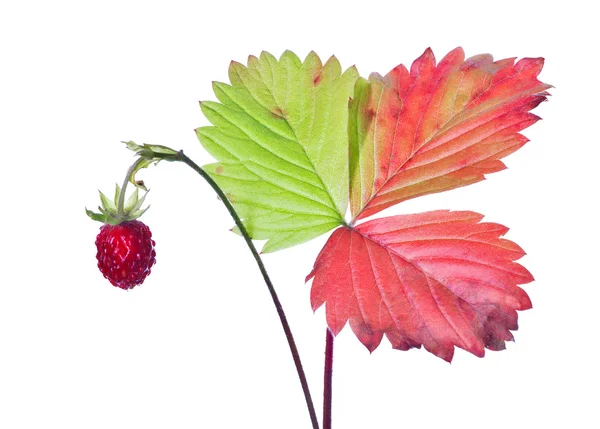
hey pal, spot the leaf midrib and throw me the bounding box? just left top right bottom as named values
left=354, top=63, right=541, bottom=221
left=356, top=227, right=519, bottom=353
left=231, top=62, right=345, bottom=224
left=358, top=228, right=527, bottom=310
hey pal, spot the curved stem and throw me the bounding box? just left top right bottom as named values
left=174, top=150, right=320, bottom=429
left=117, top=157, right=146, bottom=220
left=323, top=329, right=334, bottom=429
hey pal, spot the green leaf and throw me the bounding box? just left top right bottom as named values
left=197, top=51, right=358, bottom=252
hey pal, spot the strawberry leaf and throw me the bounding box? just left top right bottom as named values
left=349, top=47, right=551, bottom=220
left=307, top=211, right=533, bottom=362
left=197, top=51, right=358, bottom=252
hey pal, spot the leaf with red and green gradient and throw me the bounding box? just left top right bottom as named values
left=349, top=47, right=551, bottom=220
left=307, top=211, right=533, bottom=361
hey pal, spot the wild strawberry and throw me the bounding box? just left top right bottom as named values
left=87, top=185, right=156, bottom=290
left=95, top=220, right=156, bottom=289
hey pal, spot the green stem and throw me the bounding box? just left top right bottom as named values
left=117, top=157, right=147, bottom=220
left=169, top=150, right=320, bottom=429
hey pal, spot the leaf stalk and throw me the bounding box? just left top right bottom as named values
left=323, top=328, right=334, bottom=429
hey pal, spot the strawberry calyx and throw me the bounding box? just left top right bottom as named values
left=86, top=185, right=149, bottom=225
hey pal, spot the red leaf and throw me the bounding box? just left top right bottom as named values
left=307, top=211, right=533, bottom=362
left=349, top=47, right=551, bottom=220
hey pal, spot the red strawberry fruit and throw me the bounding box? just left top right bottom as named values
left=87, top=185, right=156, bottom=290
left=95, top=220, right=156, bottom=289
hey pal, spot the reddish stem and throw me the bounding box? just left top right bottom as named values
left=323, top=328, right=334, bottom=429
left=175, top=150, right=320, bottom=429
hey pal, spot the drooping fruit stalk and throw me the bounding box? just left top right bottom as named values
left=88, top=142, right=320, bottom=429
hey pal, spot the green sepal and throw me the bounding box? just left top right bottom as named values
left=124, top=187, right=138, bottom=211
left=100, top=191, right=116, bottom=212
left=85, top=208, right=107, bottom=223
left=114, top=184, right=121, bottom=206
left=87, top=140, right=172, bottom=225
left=86, top=186, right=150, bottom=225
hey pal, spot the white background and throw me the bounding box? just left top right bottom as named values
left=0, top=1, right=597, bottom=428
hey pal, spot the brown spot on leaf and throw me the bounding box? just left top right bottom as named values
left=215, top=166, right=224, bottom=175
left=313, top=73, right=322, bottom=86
left=272, top=107, right=285, bottom=119
left=388, top=106, right=401, bottom=119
